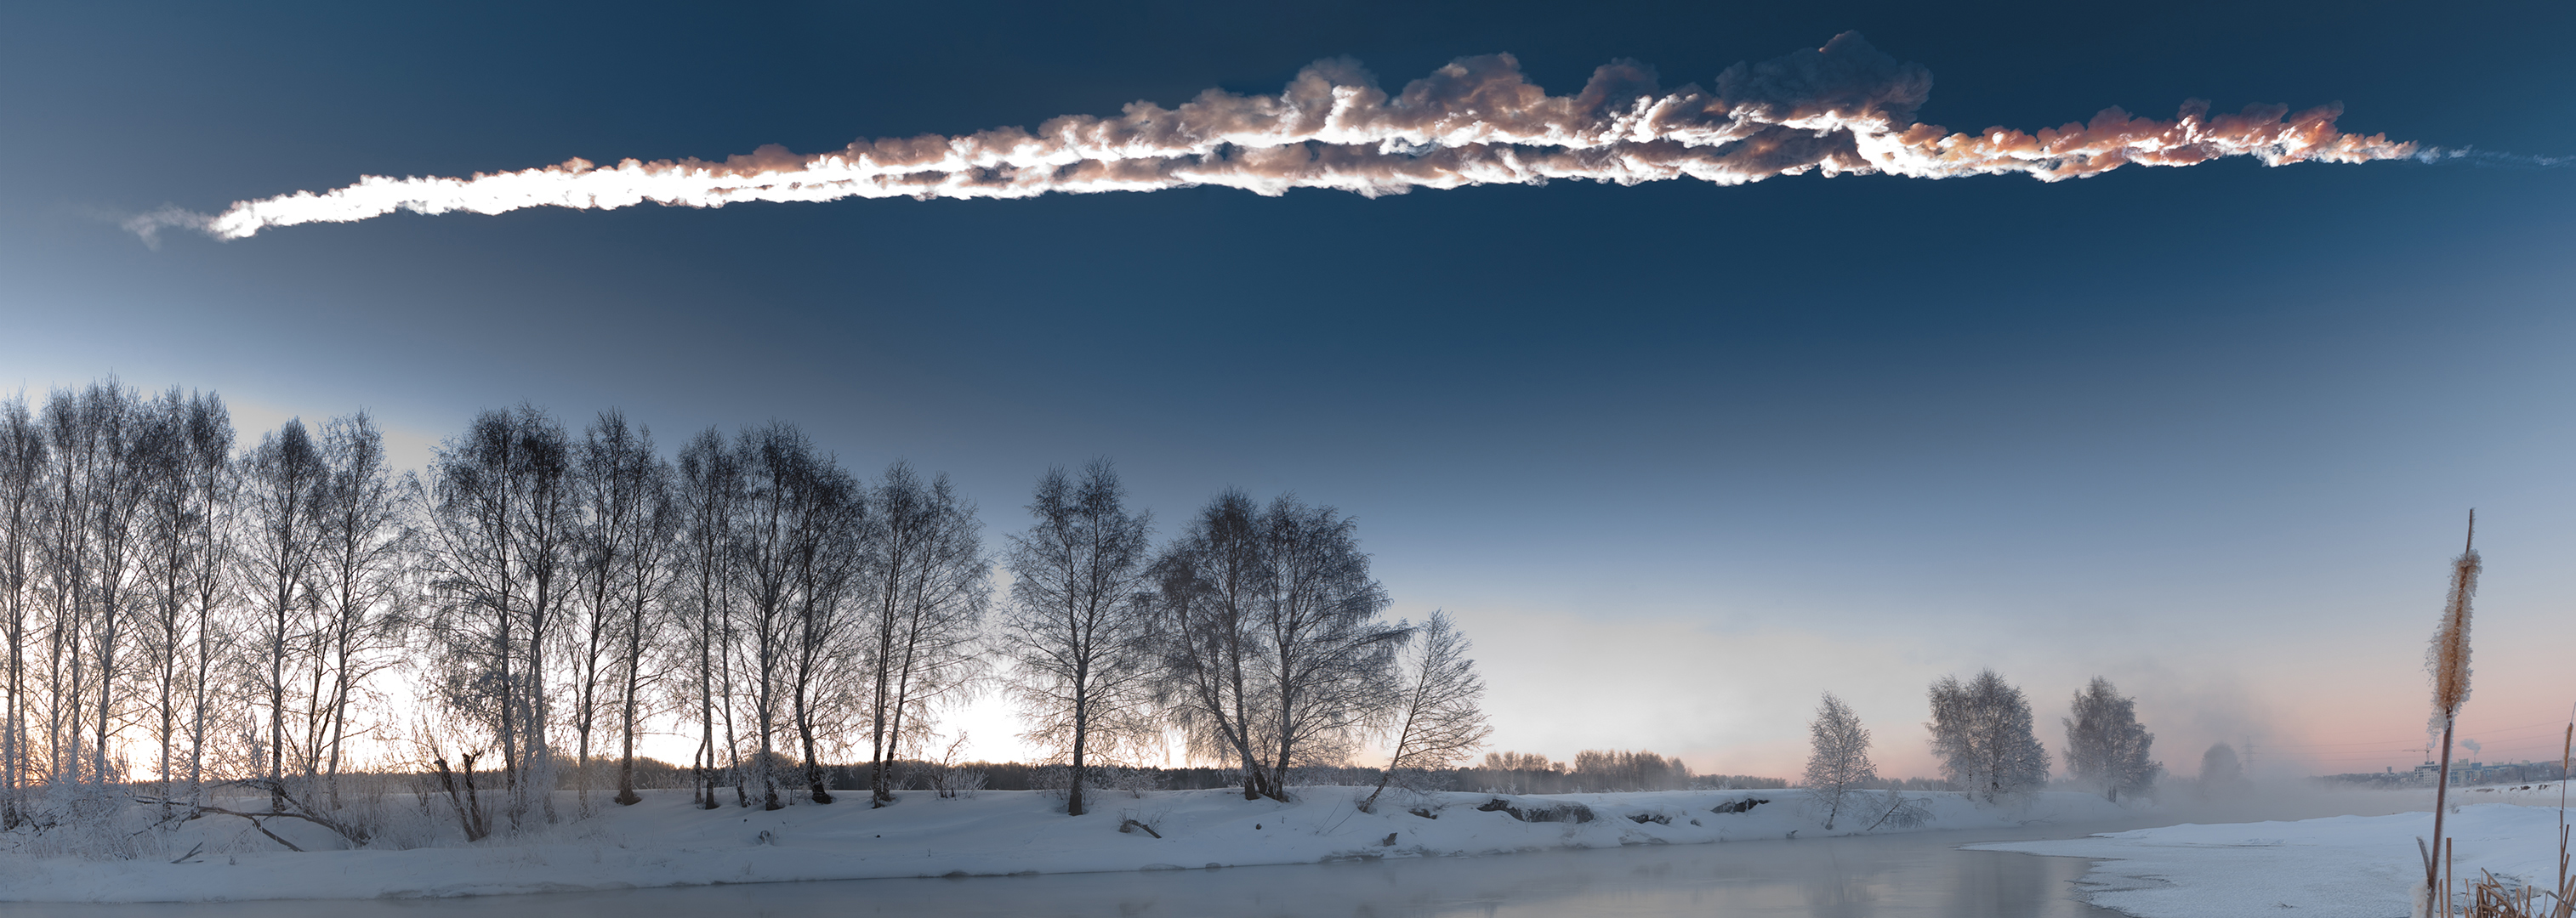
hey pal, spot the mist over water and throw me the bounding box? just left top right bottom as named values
left=8, top=828, right=2118, bottom=918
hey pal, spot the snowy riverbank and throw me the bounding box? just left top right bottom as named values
left=0, top=785, right=2135, bottom=903
left=1975, top=786, right=2576, bottom=918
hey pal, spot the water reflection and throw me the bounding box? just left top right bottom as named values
left=16, top=827, right=2118, bottom=918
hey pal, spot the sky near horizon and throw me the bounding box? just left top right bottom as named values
left=4, top=0, right=2575, bottom=781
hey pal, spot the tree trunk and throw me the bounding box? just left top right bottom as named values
left=616, top=575, right=647, bottom=806
left=696, top=597, right=717, bottom=809
left=797, top=689, right=833, bottom=804
left=269, top=592, right=287, bottom=809
left=1067, top=688, right=1089, bottom=817
left=616, top=651, right=642, bottom=806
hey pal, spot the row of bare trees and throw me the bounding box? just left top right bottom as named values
left=415, top=413, right=994, bottom=828
left=0, top=384, right=997, bottom=836
left=1800, top=672, right=2161, bottom=830
left=1, top=381, right=1493, bottom=838
left=996, top=462, right=1489, bottom=816
left=0, top=382, right=404, bottom=830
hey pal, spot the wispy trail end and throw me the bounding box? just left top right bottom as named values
left=128, top=32, right=2415, bottom=244
left=2410, top=148, right=2576, bottom=168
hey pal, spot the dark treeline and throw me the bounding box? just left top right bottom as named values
left=1463, top=750, right=1787, bottom=793
left=0, top=379, right=1497, bottom=845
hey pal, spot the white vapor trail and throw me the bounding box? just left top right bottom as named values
left=128, top=32, right=2416, bottom=243
left=2410, top=147, right=2576, bottom=168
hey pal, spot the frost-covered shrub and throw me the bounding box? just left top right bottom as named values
left=12, top=786, right=160, bottom=861
left=1476, top=796, right=1594, bottom=824
left=935, top=768, right=987, bottom=799
left=1032, top=764, right=1163, bottom=804
left=1285, top=765, right=1377, bottom=788
left=1102, top=765, right=1163, bottom=799
left=1114, top=807, right=1167, bottom=837
left=1864, top=790, right=1929, bottom=830
left=1034, top=765, right=1074, bottom=806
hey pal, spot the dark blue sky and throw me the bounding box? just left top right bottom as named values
left=5, top=0, right=2573, bottom=775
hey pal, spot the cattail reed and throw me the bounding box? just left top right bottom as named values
left=2424, top=509, right=2481, bottom=904
left=2556, top=716, right=2573, bottom=918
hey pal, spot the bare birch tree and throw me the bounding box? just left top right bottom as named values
left=1000, top=461, right=1155, bottom=817
left=1927, top=669, right=2050, bottom=802
left=858, top=462, right=988, bottom=808
left=175, top=400, right=237, bottom=812
left=66, top=383, right=153, bottom=796
left=9, top=383, right=229, bottom=824
left=731, top=429, right=796, bottom=811
left=732, top=422, right=862, bottom=808
left=34, top=391, right=96, bottom=796
left=1802, top=691, right=1874, bottom=830
left=1361, top=609, right=1488, bottom=813
left=573, top=413, right=675, bottom=808
left=132, top=392, right=189, bottom=813
left=420, top=406, right=572, bottom=830
left=307, top=413, right=411, bottom=809
left=674, top=429, right=743, bottom=809
left=0, top=394, right=45, bottom=826
left=2062, top=677, right=2158, bottom=802
left=133, top=388, right=231, bottom=814
left=503, top=409, right=574, bottom=826
left=567, top=411, right=671, bottom=806
left=241, top=416, right=326, bottom=807
left=1147, top=490, right=1270, bottom=799
left=782, top=455, right=862, bottom=808
left=1152, top=491, right=1405, bottom=802
left=1245, top=496, right=1403, bottom=800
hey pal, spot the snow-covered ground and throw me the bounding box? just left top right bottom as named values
left=1975, top=785, right=2576, bottom=918
left=10, top=780, right=2533, bottom=910
left=0, top=785, right=2131, bottom=903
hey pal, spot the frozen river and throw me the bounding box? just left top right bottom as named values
left=13, top=824, right=2124, bottom=918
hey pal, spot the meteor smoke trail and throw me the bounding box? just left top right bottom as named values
left=2412, top=148, right=2576, bottom=168
left=128, top=32, right=2414, bottom=243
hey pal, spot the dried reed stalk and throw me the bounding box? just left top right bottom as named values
left=2459, top=717, right=2576, bottom=918
left=2469, top=868, right=2542, bottom=917
left=2425, top=510, right=2482, bottom=901
left=2555, top=718, right=2573, bottom=918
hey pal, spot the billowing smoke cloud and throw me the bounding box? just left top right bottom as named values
left=128, top=32, right=2414, bottom=243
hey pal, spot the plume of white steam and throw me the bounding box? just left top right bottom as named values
left=128, top=32, right=2418, bottom=243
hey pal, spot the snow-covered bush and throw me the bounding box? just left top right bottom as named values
left=1864, top=790, right=1930, bottom=830
left=935, top=768, right=987, bottom=799
left=10, top=785, right=159, bottom=861
left=1103, top=765, right=1163, bottom=798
